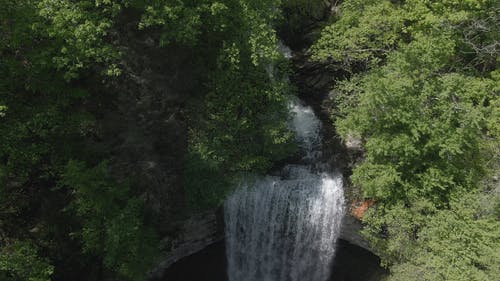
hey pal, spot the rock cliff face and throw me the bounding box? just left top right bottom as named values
left=85, top=11, right=227, bottom=277
left=90, top=4, right=375, bottom=276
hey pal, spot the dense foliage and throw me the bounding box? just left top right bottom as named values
left=138, top=0, right=297, bottom=209
left=1, top=1, right=159, bottom=280
left=312, top=0, right=499, bottom=280
left=1, top=0, right=298, bottom=280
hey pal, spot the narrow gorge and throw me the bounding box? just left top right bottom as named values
left=4, top=1, right=495, bottom=280
left=158, top=41, right=387, bottom=281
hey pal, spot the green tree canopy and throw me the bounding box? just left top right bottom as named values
left=312, top=0, right=499, bottom=279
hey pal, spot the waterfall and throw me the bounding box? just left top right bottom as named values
left=224, top=100, right=345, bottom=281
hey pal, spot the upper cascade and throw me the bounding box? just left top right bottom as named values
left=289, top=100, right=322, bottom=162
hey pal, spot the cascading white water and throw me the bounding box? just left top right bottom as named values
left=225, top=100, right=345, bottom=281
left=289, top=101, right=322, bottom=161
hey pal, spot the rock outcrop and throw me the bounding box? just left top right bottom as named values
left=150, top=210, right=224, bottom=280
left=338, top=215, right=373, bottom=253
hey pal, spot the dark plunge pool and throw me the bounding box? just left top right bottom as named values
left=161, top=239, right=388, bottom=281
